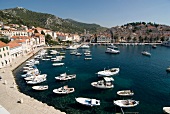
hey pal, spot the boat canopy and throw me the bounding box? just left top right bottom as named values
left=104, top=77, right=114, bottom=81
left=91, top=99, right=97, bottom=105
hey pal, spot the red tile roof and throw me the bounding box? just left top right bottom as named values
left=34, top=33, right=44, bottom=37
left=8, top=41, right=21, bottom=48
left=0, top=41, right=8, bottom=48
left=11, top=36, right=31, bottom=39
left=14, top=39, right=26, bottom=43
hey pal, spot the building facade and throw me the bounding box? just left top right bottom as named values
left=0, top=41, right=11, bottom=68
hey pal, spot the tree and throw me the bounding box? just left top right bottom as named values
left=127, top=36, right=131, bottom=42
left=120, top=37, right=124, bottom=42
left=142, top=22, right=146, bottom=25
left=110, top=30, right=114, bottom=43
left=160, top=36, right=165, bottom=42
left=114, top=35, right=118, bottom=43
left=133, top=37, right=137, bottom=42
left=94, top=34, right=97, bottom=43
left=34, top=29, right=39, bottom=33
left=41, top=30, right=45, bottom=35
left=45, top=34, right=52, bottom=43
left=139, top=36, right=143, bottom=43
left=0, top=38, right=10, bottom=43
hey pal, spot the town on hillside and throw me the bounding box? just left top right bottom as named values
left=0, top=21, right=170, bottom=68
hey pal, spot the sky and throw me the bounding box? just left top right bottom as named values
left=0, top=0, right=170, bottom=28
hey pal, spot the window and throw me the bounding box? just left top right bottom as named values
left=7, top=52, right=9, bottom=55
left=0, top=48, right=1, bottom=52
left=3, top=48, right=5, bottom=51
left=4, top=53, right=6, bottom=57
left=6, top=47, right=8, bottom=50
left=0, top=54, right=2, bottom=58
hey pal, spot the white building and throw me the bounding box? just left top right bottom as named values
left=96, top=35, right=111, bottom=43
left=11, top=36, right=32, bottom=55
left=34, top=33, right=46, bottom=46
left=8, top=41, right=23, bottom=60
left=57, top=33, right=80, bottom=42
left=0, top=30, right=28, bottom=37
left=0, top=41, right=11, bottom=68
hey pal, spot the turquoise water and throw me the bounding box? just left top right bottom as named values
left=14, top=45, right=170, bottom=114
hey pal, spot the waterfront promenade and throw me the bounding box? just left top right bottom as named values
left=0, top=47, right=65, bottom=114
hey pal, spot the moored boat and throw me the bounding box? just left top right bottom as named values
left=117, top=90, right=134, bottom=96
left=52, top=63, right=64, bottom=66
left=166, top=67, right=170, bottom=72
left=152, top=44, right=157, bottom=48
left=91, top=77, right=114, bottom=89
left=24, top=74, right=47, bottom=81
left=75, top=97, right=100, bottom=107
left=141, top=51, right=151, bottom=56
left=108, top=44, right=118, bottom=49
left=66, top=45, right=78, bottom=50
left=32, top=85, right=48, bottom=90
left=53, top=85, right=75, bottom=94
left=163, top=107, right=170, bottom=114
left=84, top=58, right=92, bottom=60
left=105, top=48, right=120, bottom=54
left=80, top=44, right=90, bottom=49
left=75, top=52, right=82, bottom=56
left=113, top=99, right=139, bottom=108
left=97, top=68, right=120, bottom=77
left=55, top=73, right=76, bottom=81
left=26, top=77, right=46, bottom=84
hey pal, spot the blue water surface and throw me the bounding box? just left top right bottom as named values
left=13, top=45, right=170, bottom=114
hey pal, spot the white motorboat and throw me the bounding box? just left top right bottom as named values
left=80, top=44, right=90, bottom=49
left=51, top=58, right=62, bottom=62
left=105, top=48, right=120, bottom=54
left=50, top=50, right=59, bottom=55
left=21, top=68, right=39, bottom=78
left=85, top=54, right=92, bottom=57
left=70, top=51, right=77, bottom=55
left=166, top=67, right=170, bottom=72
left=152, top=44, right=157, bottom=49
left=32, top=85, right=48, bottom=91
left=163, top=107, right=170, bottom=114
left=75, top=97, right=100, bottom=107
left=84, top=52, right=90, bottom=55
left=26, top=77, right=46, bottom=84
left=113, top=99, right=139, bottom=108
left=24, top=74, right=47, bottom=81
left=23, top=66, right=33, bottom=70
left=117, top=90, right=134, bottom=96
left=91, top=77, right=114, bottom=89
left=97, top=68, right=120, bottom=77
left=46, top=55, right=52, bottom=58
left=52, top=63, right=64, bottom=66
left=53, top=85, right=75, bottom=94
left=66, top=45, right=78, bottom=50
left=75, top=52, right=82, bottom=56
left=55, top=73, right=76, bottom=81
left=84, top=58, right=92, bottom=60
left=141, top=51, right=151, bottom=56
left=42, top=58, right=50, bottom=61
left=108, top=44, right=118, bottom=49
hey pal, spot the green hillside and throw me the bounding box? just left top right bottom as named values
left=0, top=7, right=107, bottom=34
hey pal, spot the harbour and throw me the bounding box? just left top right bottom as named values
left=13, top=44, right=170, bottom=114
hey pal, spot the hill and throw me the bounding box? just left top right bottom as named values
left=0, top=7, right=107, bottom=34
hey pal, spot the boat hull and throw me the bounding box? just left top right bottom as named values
left=114, top=100, right=139, bottom=108
left=75, top=97, right=100, bottom=107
